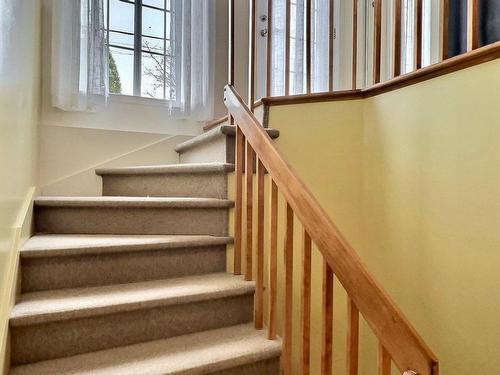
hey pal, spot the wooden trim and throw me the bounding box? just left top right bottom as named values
left=282, top=202, right=294, bottom=374
left=203, top=116, right=228, bottom=132
left=392, top=0, right=402, bottom=77
left=329, top=0, right=335, bottom=91
left=414, top=0, right=423, bottom=70
left=285, top=0, right=291, bottom=95
left=467, top=0, right=479, bottom=52
left=245, top=140, right=254, bottom=281
left=346, top=298, right=359, bottom=375
left=249, top=0, right=257, bottom=110
left=373, top=0, right=382, bottom=84
left=225, top=85, right=439, bottom=375
left=300, top=229, right=312, bottom=375
left=267, top=179, right=278, bottom=340
left=352, top=0, right=358, bottom=89
left=379, top=342, right=392, bottom=375
left=261, top=41, right=500, bottom=106
left=439, top=0, right=449, bottom=61
left=255, top=158, right=265, bottom=329
left=306, top=0, right=312, bottom=93
left=266, top=0, right=273, bottom=97
left=321, top=261, right=334, bottom=375
left=233, top=126, right=244, bottom=275
left=261, top=90, right=364, bottom=106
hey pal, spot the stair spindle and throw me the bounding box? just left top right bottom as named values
left=467, top=0, right=479, bottom=51
left=283, top=202, right=294, bottom=374
left=245, top=140, right=254, bottom=281
left=255, top=158, right=265, bottom=329
left=321, top=260, right=334, bottom=375
left=300, top=229, right=312, bottom=375
left=267, top=180, right=278, bottom=340
left=440, top=0, right=449, bottom=61
left=373, top=0, right=382, bottom=84
left=234, top=126, right=244, bottom=275
left=378, top=342, right=392, bottom=375
left=392, top=0, right=402, bottom=78
left=414, top=0, right=423, bottom=70
left=346, top=297, right=360, bottom=375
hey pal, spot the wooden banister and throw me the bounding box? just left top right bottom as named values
left=224, top=84, right=439, bottom=375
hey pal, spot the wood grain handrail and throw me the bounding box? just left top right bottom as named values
left=224, top=84, right=439, bottom=375
left=262, top=41, right=500, bottom=107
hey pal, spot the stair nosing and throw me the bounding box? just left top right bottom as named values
left=95, top=162, right=235, bottom=176
left=9, top=323, right=282, bottom=375
left=21, top=235, right=233, bottom=258
left=10, top=273, right=255, bottom=327
left=34, top=196, right=234, bottom=209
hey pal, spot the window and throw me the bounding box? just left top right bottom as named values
left=104, top=0, right=174, bottom=100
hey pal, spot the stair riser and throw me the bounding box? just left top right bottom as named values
left=101, top=173, right=228, bottom=198
left=214, top=358, right=280, bottom=375
left=179, top=136, right=234, bottom=164
left=10, top=294, right=254, bottom=365
left=21, top=246, right=227, bottom=292
left=35, top=206, right=229, bottom=236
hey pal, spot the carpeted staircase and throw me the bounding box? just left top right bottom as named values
left=9, top=125, right=282, bottom=374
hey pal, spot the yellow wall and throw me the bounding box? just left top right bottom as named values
left=264, top=59, right=500, bottom=374
left=0, top=1, right=42, bottom=373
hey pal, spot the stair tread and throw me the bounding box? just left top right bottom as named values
left=95, top=162, right=235, bottom=176
left=21, top=234, right=233, bottom=258
left=34, top=196, right=234, bottom=208
left=174, top=125, right=280, bottom=154
left=10, top=323, right=281, bottom=375
left=10, top=273, right=254, bottom=327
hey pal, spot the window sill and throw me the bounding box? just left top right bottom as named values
left=110, top=94, right=172, bottom=107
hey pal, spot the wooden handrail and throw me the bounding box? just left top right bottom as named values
left=224, top=84, right=439, bottom=375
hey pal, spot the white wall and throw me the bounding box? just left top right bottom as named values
left=39, top=125, right=191, bottom=196
left=0, top=1, right=42, bottom=372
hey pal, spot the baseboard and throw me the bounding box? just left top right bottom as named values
left=0, top=187, right=36, bottom=375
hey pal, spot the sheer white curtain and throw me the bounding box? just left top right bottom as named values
left=171, top=0, right=215, bottom=121
left=311, top=0, right=330, bottom=92
left=271, top=0, right=331, bottom=95
left=51, top=0, right=108, bottom=111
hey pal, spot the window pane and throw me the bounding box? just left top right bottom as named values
left=165, top=12, right=171, bottom=39
left=110, top=31, right=134, bottom=50
left=142, top=7, right=165, bottom=38
left=143, top=0, right=165, bottom=9
left=142, top=52, right=165, bottom=99
left=109, top=47, right=134, bottom=95
left=142, top=36, right=164, bottom=55
left=109, top=0, right=134, bottom=34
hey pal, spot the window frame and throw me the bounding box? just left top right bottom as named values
left=105, top=0, right=173, bottom=100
